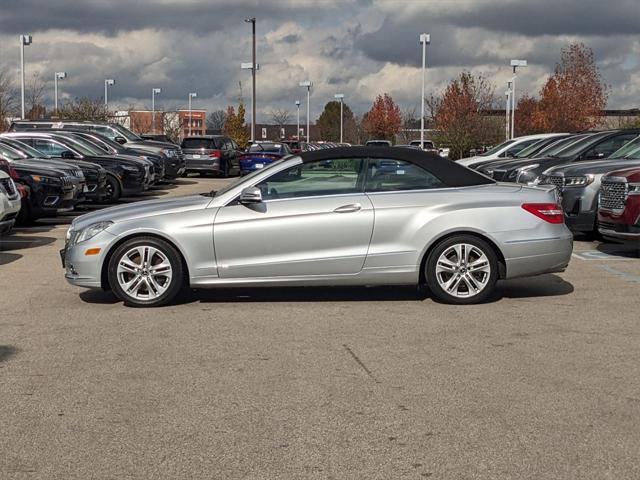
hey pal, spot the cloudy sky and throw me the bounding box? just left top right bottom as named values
left=1, top=0, right=639, bottom=122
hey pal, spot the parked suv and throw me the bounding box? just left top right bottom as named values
left=0, top=165, right=22, bottom=235
left=180, top=135, right=241, bottom=177
left=598, top=167, right=640, bottom=243
left=10, top=120, right=185, bottom=180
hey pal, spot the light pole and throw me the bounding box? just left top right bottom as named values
left=244, top=17, right=257, bottom=143
left=505, top=83, right=512, bottom=141
left=295, top=100, right=300, bottom=141
left=509, top=59, right=527, bottom=139
left=419, top=33, right=430, bottom=150
left=241, top=61, right=260, bottom=142
left=188, top=92, right=197, bottom=137
left=20, top=34, right=33, bottom=119
left=104, top=79, right=115, bottom=108
left=334, top=93, right=344, bottom=144
left=299, top=81, right=312, bottom=143
left=151, top=87, right=161, bottom=133
left=54, top=71, right=67, bottom=113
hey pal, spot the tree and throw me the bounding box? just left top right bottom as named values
left=316, top=100, right=356, bottom=142
left=515, top=94, right=543, bottom=136
left=270, top=108, right=291, bottom=128
left=56, top=97, right=110, bottom=121
left=206, top=110, right=226, bottom=132
left=26, top=72, right=46, bottom=118
left=535, top=43, right=609, bottom=132
left=427, top=71, right=500, bottom=159
left=0, top=71, right=17, bottom=132
left=222, top=103, right=250, bottom=148
left=363, top=93, right=402, bottom=141
left=397, top=106, right=420, bottom=144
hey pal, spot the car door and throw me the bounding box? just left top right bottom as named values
left=213, top=157, right=374, bottom=278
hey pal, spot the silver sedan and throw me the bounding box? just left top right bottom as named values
left=61, top=147, right=573, bottom=306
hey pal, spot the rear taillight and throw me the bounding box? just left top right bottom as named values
left=209, top=150, right=223, bottom=158
left=522, top=203, right=564, bottom=224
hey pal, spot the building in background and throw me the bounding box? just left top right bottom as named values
left=254, top=123, right=319, bottom=142
left=178, top=109, right=206, bottom=137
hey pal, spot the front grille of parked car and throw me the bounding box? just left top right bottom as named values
left=0, top=177, right=18, bottom=199
left=540, top=175, right=564, bottom=190
left=597, top=221, right=616, bottom=231
left=61, top=176, right=74, bottom=190
left=73, top=169, right=84, bottom=178
left=599, top=179, right=627, bottom=211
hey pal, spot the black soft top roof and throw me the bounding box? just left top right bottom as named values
left=299, top=146, right=493, bottom=187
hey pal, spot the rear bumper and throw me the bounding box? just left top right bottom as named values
left=185, top=158, right=222, bottom=172
left=499, top=230, right=574, bottom=279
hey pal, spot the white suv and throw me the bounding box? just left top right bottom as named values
left=0, top=171, right=22, bottom=235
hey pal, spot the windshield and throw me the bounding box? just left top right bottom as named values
left=68, top=135, right=112, bottom=155
left=555, top=133, right=609, bottom=158
left=514, top=138, right=553, bottom=158
left=249, top=143, right=282, bottom=153
left=1, top=139, right=43, bottom=159
left=213, top=158, right=291, bottom=198
left=538, top=135, right=589, bottom=157
left=609, top=135, right=640, bottom=159
left=479, top=140, right=514, bottom=157
left=111, top=123, right=141, bottom=141
left=54, top=136, right=101, bottom=156
left=0, top=143, right=24, bottom=160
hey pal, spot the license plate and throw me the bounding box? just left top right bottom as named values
left=192, top=154, right=201, bottom=159
left=59, top=248, right=66, bottom=268
left=255, top=163, right=264, bottom=169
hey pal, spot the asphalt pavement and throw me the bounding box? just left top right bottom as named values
left=1, top=176, right=640, bottom=479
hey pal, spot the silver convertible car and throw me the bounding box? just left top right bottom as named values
left=61, top=147, right=573, bottom=306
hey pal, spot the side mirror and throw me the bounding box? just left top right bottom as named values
left=239, top=186, right=262, bottom=204
left=114, top=136, right=127, bottom=144
left=61, top=150, right=76, bottom=159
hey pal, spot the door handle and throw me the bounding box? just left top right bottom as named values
left=333, top=203, right=362, bottom=213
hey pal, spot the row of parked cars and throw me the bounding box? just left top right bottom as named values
left=457, top=130, right=640, bottom=244
left=0, top=120, right=187, bottom=231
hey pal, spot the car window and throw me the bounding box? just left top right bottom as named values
left=256, top=158, right=365, bottom=200
left=609, top=135, right=640, bottom=159
left=0, top=144, right=24, bottom=160
left=28, top=139, right=70, bottom=157
left=182, top=138, right=217, bottom=149
left=365, top=159, right=445, bottom=192
left=584, top=134, right=638, bottom=160
left=89, top=126, right=117, bottom=140
left=479, top=140, right=514, bottom=157
left=502, top=139, right=537, bottom=157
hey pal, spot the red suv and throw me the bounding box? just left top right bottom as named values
left=598, top=167, right=640, bottom=243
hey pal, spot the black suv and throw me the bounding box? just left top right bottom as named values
left=10, top=120, right=185, bottom=180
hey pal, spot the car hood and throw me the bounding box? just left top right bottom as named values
left=486, top=156, right=565, bottom=172
left=544, top=158, right=640, bottom=176
left=70, top=194, right=212, bottom=231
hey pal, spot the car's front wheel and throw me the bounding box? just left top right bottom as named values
left=426, top=235, right=498, bottom=305
left=107, top=236, right=185, bottom=307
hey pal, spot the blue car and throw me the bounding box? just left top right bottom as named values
left=239, top=142, right=292, bottom=175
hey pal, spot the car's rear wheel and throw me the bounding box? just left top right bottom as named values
left=107, top=236, right=185, bottom=307
left=101, top=175, right=121, bottom=203
left=426, top=235, right=498, bottom=305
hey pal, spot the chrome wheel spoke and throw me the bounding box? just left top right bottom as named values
left=436, top=243, right=491, bottom=299
left=116, top=245, right=173, bottom=301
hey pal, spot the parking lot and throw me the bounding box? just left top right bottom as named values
left=2, top=176, right=640, bottom=479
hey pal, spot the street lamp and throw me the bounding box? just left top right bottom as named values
left=54, top=71, right=67, bottom=113
left=509, top=59, right=527, bottom=139
left=419, top=33, right=430, bottom=150
left=241, top=61, right=260, bottom=143
left=20, top=34, right=33, bottom=119
left=295, top=100, right=301, bottom=141
left=188, top=92, right=197, bottom=137
left=104, top=79, right=115, bottom=108
left=299, top=81, right=312, bottom=143
left=244, top=17, right=257, bottom=143
left=334, top=93, right=344, bottom=144
left=151, top=87, right=161, bottom=133
left=505, top=83, right=512, bottom=141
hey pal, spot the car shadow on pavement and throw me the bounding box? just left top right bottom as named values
left=491, top=274, right=574, bottom=300
left=596, top=242, right=640, bottom=259
left=0, top=234, right=56, bottom=252
left=0, top=345, right=18, bottom=363
left=172, top=179, right=199, bottom=186
left=0, top=252, right=22, bottom=265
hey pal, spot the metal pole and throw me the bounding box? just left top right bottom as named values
left=296, top=103, right=300, bottom=141
left=105, top=81, right=108, bottom=107
left=511, top=67, right=517, bottom=139
left=339, top=98, right=343, bottom=144
left=152, top=90, right=155, bottom=133
left=306, top=87, right=310, bottom=143
left=420, top=37, right=426, bottom=149
left=20, top=37, right=25, bottom=119
left=251, top=19, right=256, bottom=143
left=505, top=86, right=511, bottom=141
left=188, top=95, right=192, bottom=137
left=54, top=73, right=58, bottom=112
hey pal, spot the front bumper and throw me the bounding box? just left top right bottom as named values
left=62, top=229, right=117, bottom=288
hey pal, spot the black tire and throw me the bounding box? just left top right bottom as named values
left=107, top=236, right=186, bottom=307
left=220, top=160, right=230, bottom=178
left=16, top=200, right=35, bottom=226
left=101, top=175, right=121, bottom=203
left=425, top=235, right=498, bottom=305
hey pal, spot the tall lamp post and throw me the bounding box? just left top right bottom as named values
left=244, top=17, right=257, bottom=143
left=54, top=71, right=67, bottom=113
left=151, top=87, right=161, bottom=133
left=419, top=33, right=430, bottom=150
left=334, top=93, right=344, bottom=144
left=241, top=62, right=260, bottom=141
left=295, top=100, right=301, bottom=141
left=509, top=59, right=527, bottom=139
left=505, top=83, right=512, bottom=141
left=299, top=81, right=312, bottom=143
left=188, top=92, right=197, bottom=137
left=20, top=34, right=33, bottom=119
left=104, top=79, right=115, bottom=108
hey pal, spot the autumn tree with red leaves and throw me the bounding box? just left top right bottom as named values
left=428, top=71, right=500, bottom=159
left=363, top=93, right=402, bottom=141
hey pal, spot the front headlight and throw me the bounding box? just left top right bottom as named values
left=628, top=183, right=640, bottom=195
left=71, top=221, right=113, bottom=245
left=564, top=175, right=594, bottom=187
left=121, top=165, right=141, bottom=172
left=31, top=174, right=61, bottom=185
left=515, top=164, right=539, bottom=183
left=162, top=148, right=176, bottom=158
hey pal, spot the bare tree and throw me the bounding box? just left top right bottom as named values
left=397, top=106, right=418, bottom=143
left=206, top=109, right=226, bottom=131
left=270, top=108, right=291, bottom=128
left=0, top=71, right=17, bottom=132
left=26, top=71, right=46, bottom=118
left=57, top=97, right=110, bottom=121
left=162, top=109, right=183, bottom=143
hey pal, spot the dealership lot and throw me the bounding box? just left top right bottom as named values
left=1, top=177, right=640, bottom=479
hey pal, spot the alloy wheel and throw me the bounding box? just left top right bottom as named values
left=434, top=243, right=491, bottom=298
left=116, top=245, right=173, bottom=300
